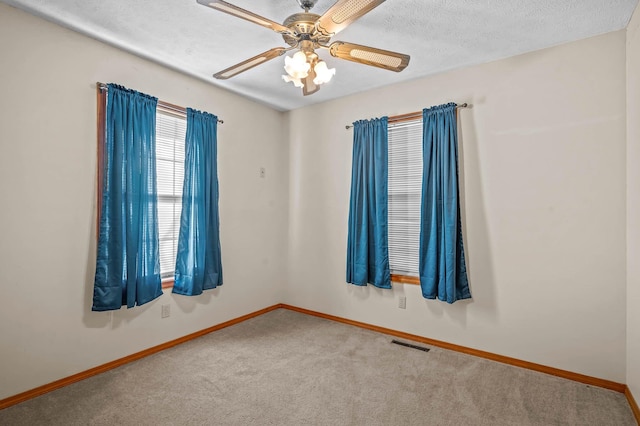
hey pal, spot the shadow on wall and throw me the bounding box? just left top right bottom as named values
left=347, top=283, right=396, bottom=303
left=82, top=162, right=109, bottom=329
left=449, top=98, right=498, bottom=323
left=173, top=290, right=217, bottom=314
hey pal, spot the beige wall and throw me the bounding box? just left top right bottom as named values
left=627, top=2, right=640, bottom=401
left=285, top=31, right=628, bottom=382
left=0, top=3, right=289, bottom=399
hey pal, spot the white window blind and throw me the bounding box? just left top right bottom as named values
left=388, top=119, right=422, bottom=277
left=156, top=111, right=186, bottom=279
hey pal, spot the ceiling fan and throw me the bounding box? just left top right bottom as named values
left=196, top=0, right=410, bottom=96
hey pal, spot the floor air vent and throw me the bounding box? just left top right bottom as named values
left=391, top=340, right=430, bottom=352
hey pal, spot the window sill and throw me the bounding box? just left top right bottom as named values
left=391, top=274, right=420, bottom=285
left=161, top=279, right=174, bottom=290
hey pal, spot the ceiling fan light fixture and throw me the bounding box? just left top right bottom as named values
left=284, top=51, right=311, bottom=79
left=200, top=0, right=410, bottom=95
left=313, top=60, right=335, bottom=85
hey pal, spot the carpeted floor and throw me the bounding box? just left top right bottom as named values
left=0, top=309, right=635, bottom=425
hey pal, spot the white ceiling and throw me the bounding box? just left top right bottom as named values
left=2, top=0, right=638, bottom=111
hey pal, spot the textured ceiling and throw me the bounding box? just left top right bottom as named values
left=2, top=0, right=638, bottom=111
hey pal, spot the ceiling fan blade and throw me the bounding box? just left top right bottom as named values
left=196, top=0, right=293, bottom=35
left=302, top=68, right=320, bottom=96
left=329, top=41, right=410, bottom=72
left=316, top=0, right=386, bottom=36
left=214, top=47, right=286, bottom=79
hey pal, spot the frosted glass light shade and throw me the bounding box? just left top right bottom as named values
left=313, top=60, right=335, bottom=85
left=284, top=51, right=310, bottom=79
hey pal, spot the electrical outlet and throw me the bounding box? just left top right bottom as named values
left=259, top=167, right=266, bottom=178
left=161, top=304, right=170, bottom=318
left=398, top=296, right=406, bottom=309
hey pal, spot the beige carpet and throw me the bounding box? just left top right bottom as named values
left=0, top=309, right=635, bottom=425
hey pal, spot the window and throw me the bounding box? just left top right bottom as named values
left=96, top=84, right=224, bottom=301
left=388, top=118, right=422, bottom=284
left=155, top=111, right=186, bottom=283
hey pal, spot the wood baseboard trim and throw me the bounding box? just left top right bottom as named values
left=0, top=304, right=281, bottom=410
left=625, top=386, right=640, bottom=424
left=279, top=304, right=627, bottom=394
left=1, top=302, right=630, bottom=411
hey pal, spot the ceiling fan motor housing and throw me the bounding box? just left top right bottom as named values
left=282, top=13, right=331, bottom=47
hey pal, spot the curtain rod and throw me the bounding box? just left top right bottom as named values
left=345, top=103, right=469, bottom=129
left=97, top=82, right=224, bottom=124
